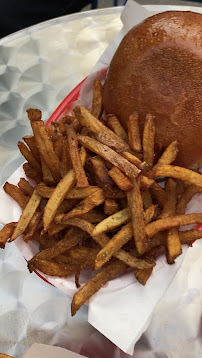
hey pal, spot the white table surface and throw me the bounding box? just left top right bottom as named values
left=0, top=5, right=202, bottom=358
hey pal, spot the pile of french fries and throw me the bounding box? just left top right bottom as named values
left=1, top=79, right=202, bottom=315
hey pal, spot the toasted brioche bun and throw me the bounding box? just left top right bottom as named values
left=103, top=11, right=202, bottom=168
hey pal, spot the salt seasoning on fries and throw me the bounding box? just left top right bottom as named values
left=1, top=78, right=202, bottom=316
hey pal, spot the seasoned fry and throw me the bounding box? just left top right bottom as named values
left=0, top=222, right=17, bottom=248
left=74, top=106, right=130, bottom=152
left=31, top=259, right=78, bottom=277
left=135, top=266, right=153, bottom=285
left=108, top=166, right=133, bottom=191
left=151, top=164, right=202, bottom=188
left=43, top=149, right=86, bottom=231
left=150, top=181, right=167, bottom=207
left=142, top=190, right=153, bottom=210
left=29, top=116, right=61, bottom=183
left=148, top=141, right=178, bottom=178
left=18, top=141, right=42, bottom=172
left=28, top=227, right=88, bottom=266
left=23, top=134, right=41, bottom=161
left=94, top=222, right=154, bottom=270
left=127, top=179, right=146, bottom=255
left=78, top=135, right=140, bottom=178
left=17, top=178, right=34, bottom=196
left=67, top=125, right=88, bottom=187
left=41, top=158, right=55, bottom=185
left=107, top=114, right=128, bottom=142
left=58, top=189, right=104, bottom=222
left=176, top=184, right=202, bottom=215
left=167, top=227, right=182, bottom=261
left=10, top=190, right=41, bottom=241
left=91, top=79, right=103, bottom=118
left=93, top=208, right=130, bottom=236
left=143, top=114, right=155, bottom=170
left=127, top=112, right=142, bottom=152
left=160, top=179, right=177, bottom=219
left=3, top=182, right=29, bottom=209
left=121, top=151, right=143, bottom=168
left=61, top=218, right=149, bottom=269
left=60, top=137, right=71, bottom=177
left=145, top=213, right=202, bottom=238
left=36, top=183, right=98, bottom=200
left=144, top=204, right=156, bottom=224
left=43, top=169, right=75, bottom=231
left=140, top=176, right=154, bottom=191
left=90, top=156, right=115, bottom=194
left=71, top=260, right=126, bottom=316
left=179, top=229, right=202, bottom=244
left=104, top=198, right=118, bottom=215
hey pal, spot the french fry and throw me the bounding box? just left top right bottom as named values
left=144, top=204, right=156, bottom=224
left=23, top=162, right=43, bottom=183
left=93, top=208, right=130, bottom=236
left=145, top=213, right=202, bottom=238
left=3, top=182, right=29, bottom=209
left=148, top=141, right=178, bottom=178
left=150, top=181, right=167, bottom=207
left=30, top=259, right=78, bottom=277
left=60, top=137, right=71, bottom=177
left=10, top=190, right=41, bottom=241
left=127, top=112, right=142, bottom=152
left=94, top=222, right=154, bottom=270
left=41, top=158, right=55, bottom=185
left=43, top=169, right=75, bottom=231
left=78, top=135, right=140, bottom=178
left=0, top=222, right=17, bottom=248
left=36, top=183, right=99, bottom=200
left=23, top=210, right=43, bottom=242
left=151, top=164, right=202, bottom=188
left=74, top=106, right=130, bottom=152
left=135, top=266, right=153, bottom=285
left=167, top=227, right=182, bottom=261
left=108, top=166, right=133, bottom=191
left=143, top=114, right=155, bottom=170
left=28, top=114, right=61, bottom=183
left=160, top=179, right=177, bottom=219
left=142, top=190, right=153, bottom=210
left=61, top=218, right=150, bottom=270
left=121, top=151, right=143, bottom=168
left=43, top=148, right=86, bottom=231
left=176, top=184, right=202, bottom=215
left=91, top=79, right=103, bottom=118
left=135, top=248, right=157, bottom=285
left=17, top=178, right=34, bottom=196
left=71, top=260, right=126, bottom=316
left=127, top=179, right=146, bottom=255
left=18, top=141, right=42, bottom=172
left=140, top=176, right=154, bottom=191
left=179, top=229, right=202, bottom=244
left=107, top=114, right=128, bottom=143
left=28, top=227, right=88, bottom=266
left=67, top=125, right=89, bottom=187
left=49, top=210, right=105, bottom=236
left=90, top=156, right=115, bottom=195
left=104, top=198, right=118, bottom=215
left=58, top=189, right=104, bottom=222
left=23, top=135, right=41, bottom=161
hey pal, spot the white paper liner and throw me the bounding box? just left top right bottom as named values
left=0, top=1, right=202, bottom=355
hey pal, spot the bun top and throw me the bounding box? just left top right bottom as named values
left=103, top=11, right=202, bottom=168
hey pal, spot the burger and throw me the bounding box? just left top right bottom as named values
left=103, top=11, right=202, bottom=168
